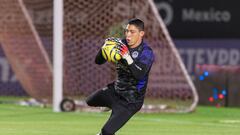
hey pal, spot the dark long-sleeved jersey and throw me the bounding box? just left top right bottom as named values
left=95, top=39, right=154, bottom=103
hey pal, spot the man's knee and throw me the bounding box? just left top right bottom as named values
left=85, top=90, right=101, bottom=106
left=85, top=96, right=94, bottom=106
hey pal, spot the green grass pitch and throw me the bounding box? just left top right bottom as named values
left=0, top=104, right=240, bottom=135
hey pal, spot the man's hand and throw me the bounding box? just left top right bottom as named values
left=118, top=43, right=133, bottom=65
left=118, top=44, right=129, bottom=58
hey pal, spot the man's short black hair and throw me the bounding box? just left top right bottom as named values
left=128, top=18, right=144, bottom=31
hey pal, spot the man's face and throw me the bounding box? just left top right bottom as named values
left=124, top=24, right=144, bottom=48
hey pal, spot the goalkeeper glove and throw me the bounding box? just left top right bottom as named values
left=118, top=43, right=133, bottom=65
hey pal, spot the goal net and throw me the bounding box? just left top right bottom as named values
left=0, top=0, right=198, bottom=113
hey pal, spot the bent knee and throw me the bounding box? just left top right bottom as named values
left=85, top=99, right=93, bottom=107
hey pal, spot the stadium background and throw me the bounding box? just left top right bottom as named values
left=0, top=0, right=240, bottom=107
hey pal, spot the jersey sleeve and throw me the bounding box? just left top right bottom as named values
left=129, top=48, right=154, bottom=80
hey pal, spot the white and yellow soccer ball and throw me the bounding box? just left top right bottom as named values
left=101, top=39, right=121, bottom=63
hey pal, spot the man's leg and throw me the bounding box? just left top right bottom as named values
left=86, top=87, right=114, bottom=108
left=100, top=104, right=138, bottom=135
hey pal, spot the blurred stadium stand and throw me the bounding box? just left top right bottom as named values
left=195, top=65, right=240, bottom=107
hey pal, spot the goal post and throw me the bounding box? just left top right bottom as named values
left=147, top=0, right=198, bottom=112
left=53, top=0, right=63, bottom=112
left=55, top=0, right=198, bottom=112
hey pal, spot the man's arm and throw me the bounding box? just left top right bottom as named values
left=95, top=49, right=106, bottom=65
left=118, top=44, right=154, bottom=80
left=128, top=61, right=149, bottom=80
left=129, top=49, right=154, bottom=79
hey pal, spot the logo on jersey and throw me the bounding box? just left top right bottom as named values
left=132, top=51, right=139, bottom=58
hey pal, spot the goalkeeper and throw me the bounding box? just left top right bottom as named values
left=86, top=18, right=154, bottom=135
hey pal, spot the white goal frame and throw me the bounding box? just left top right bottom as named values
left=52, top=0, right=198, bottom=113
left=53, top=0, right=63, bottom=112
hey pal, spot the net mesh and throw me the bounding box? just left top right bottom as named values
left=63, top=0, right=198, bottom=112
left=0, top=0, right=198, bottom=112
left=0, top=0, right=52, bottom=100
